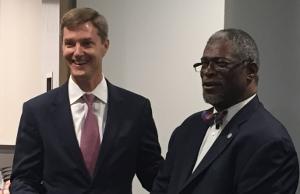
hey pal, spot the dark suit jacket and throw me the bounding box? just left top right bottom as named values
left=10, top=80, right=163, bottom=194
left=151, top=96, right=299, bottom=194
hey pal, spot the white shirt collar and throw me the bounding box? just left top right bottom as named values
left=68, top=75, right=108, bottom=105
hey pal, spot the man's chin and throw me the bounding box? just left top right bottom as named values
left=70, top=71, right=89, bottom=81
left=203, top=93, right=223, bottom=106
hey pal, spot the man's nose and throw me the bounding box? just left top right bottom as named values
left=201, top=63, right=217, bottom=76
left=74, top=43, right=84, bottom=56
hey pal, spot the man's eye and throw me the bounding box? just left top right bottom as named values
left=64, top=41, right=75, bottom=47
left=215, top=61, right=228, bottom=67
left=200, top=61, right=209, bottom=66
left=82, top=41, right=93, bottom=47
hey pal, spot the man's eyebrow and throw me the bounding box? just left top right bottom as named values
left=63, top=38, right=74, bottom=42
left=81, top=38, right=93, bottom=41
left=63, top=38, right=93, bottom=41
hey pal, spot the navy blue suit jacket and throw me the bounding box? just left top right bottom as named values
left=11, top=80, right=163, bottom=194
left=151, top=96, right=299, bottom=194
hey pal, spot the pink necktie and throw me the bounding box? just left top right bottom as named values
left=80, top=94, right=100, bottom=176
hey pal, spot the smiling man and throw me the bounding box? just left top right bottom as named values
left=151, top=29, right=299, bottom=194
left=10, top=8, right=163, bottom=194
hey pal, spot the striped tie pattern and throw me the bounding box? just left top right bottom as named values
left=80, top=94, right=100, bottom=176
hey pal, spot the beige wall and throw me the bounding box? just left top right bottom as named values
left=0, top=0, right=60, bottom=145
left=0, top=0, right=42, bottom=145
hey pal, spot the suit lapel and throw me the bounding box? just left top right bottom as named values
left=180, top=96, right=261, bottom=191
left=183, top=123, right=237, bottom=188
left=176, top=120, right=210, bottom=191
left=94, top=81, right=123, bottom=174
left=50, top=83, right=90, bottom=179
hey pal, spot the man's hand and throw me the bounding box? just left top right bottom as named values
left=1, top=180, right=10, bottom=194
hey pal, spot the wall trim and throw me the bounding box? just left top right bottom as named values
left=0, top=145, right=15, bottom=154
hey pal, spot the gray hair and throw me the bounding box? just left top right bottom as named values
left=207, top=28, right=260, bottom=66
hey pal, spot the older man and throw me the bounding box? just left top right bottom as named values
left=151, top=29, right=299, bottom=194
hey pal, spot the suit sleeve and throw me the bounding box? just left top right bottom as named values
left=135, top=99, right=164, bottom=191
left=150, top=129, right=178, bottom=194
left=237, top=138, right=299, bottom=194
left=10, top=103, right=44, bottom=194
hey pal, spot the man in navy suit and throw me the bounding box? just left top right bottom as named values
left=151, top=29, right=299, bottom=194
left=10, top=7, right=163, bottom=194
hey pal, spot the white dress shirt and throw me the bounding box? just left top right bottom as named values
left=192, top=94, right=256, bottom=172
left=68, top=76, right=108, bottom=144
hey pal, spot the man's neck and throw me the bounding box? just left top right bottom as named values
left=71, top=74, right=103, bottom=92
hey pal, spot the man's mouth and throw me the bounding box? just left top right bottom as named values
left=72, top=59, right=88, bottom=66
left=202, top=81, right=222, bottom=90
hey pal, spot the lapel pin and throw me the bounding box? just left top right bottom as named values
left=227, top=133, right=232, bottom=139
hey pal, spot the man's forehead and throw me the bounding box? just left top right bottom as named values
left=62, top=23, right=98, bottom=39
left=63, top=22, right=96, bottom=35
left=203, top=40, right=234, bottom=56
left=66, top=21, right=94, bottom=30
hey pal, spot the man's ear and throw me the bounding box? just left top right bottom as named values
left=246, top=62, right=258, bottom=82
left=102, top=38, right=110, bottom=56
left=104, top=38, right=110, bottom=50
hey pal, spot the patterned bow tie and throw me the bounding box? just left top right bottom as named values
left=201, top=107, right=228, bottom=129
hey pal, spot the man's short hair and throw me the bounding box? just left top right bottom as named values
left=61, top=7, right=108, bottom=42
left=207, top=28, right=260, bottom=66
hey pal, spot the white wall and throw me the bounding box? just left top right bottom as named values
left=77, top=1, right=224, bottom=193
left=0, top=0, right=60, bottom=145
